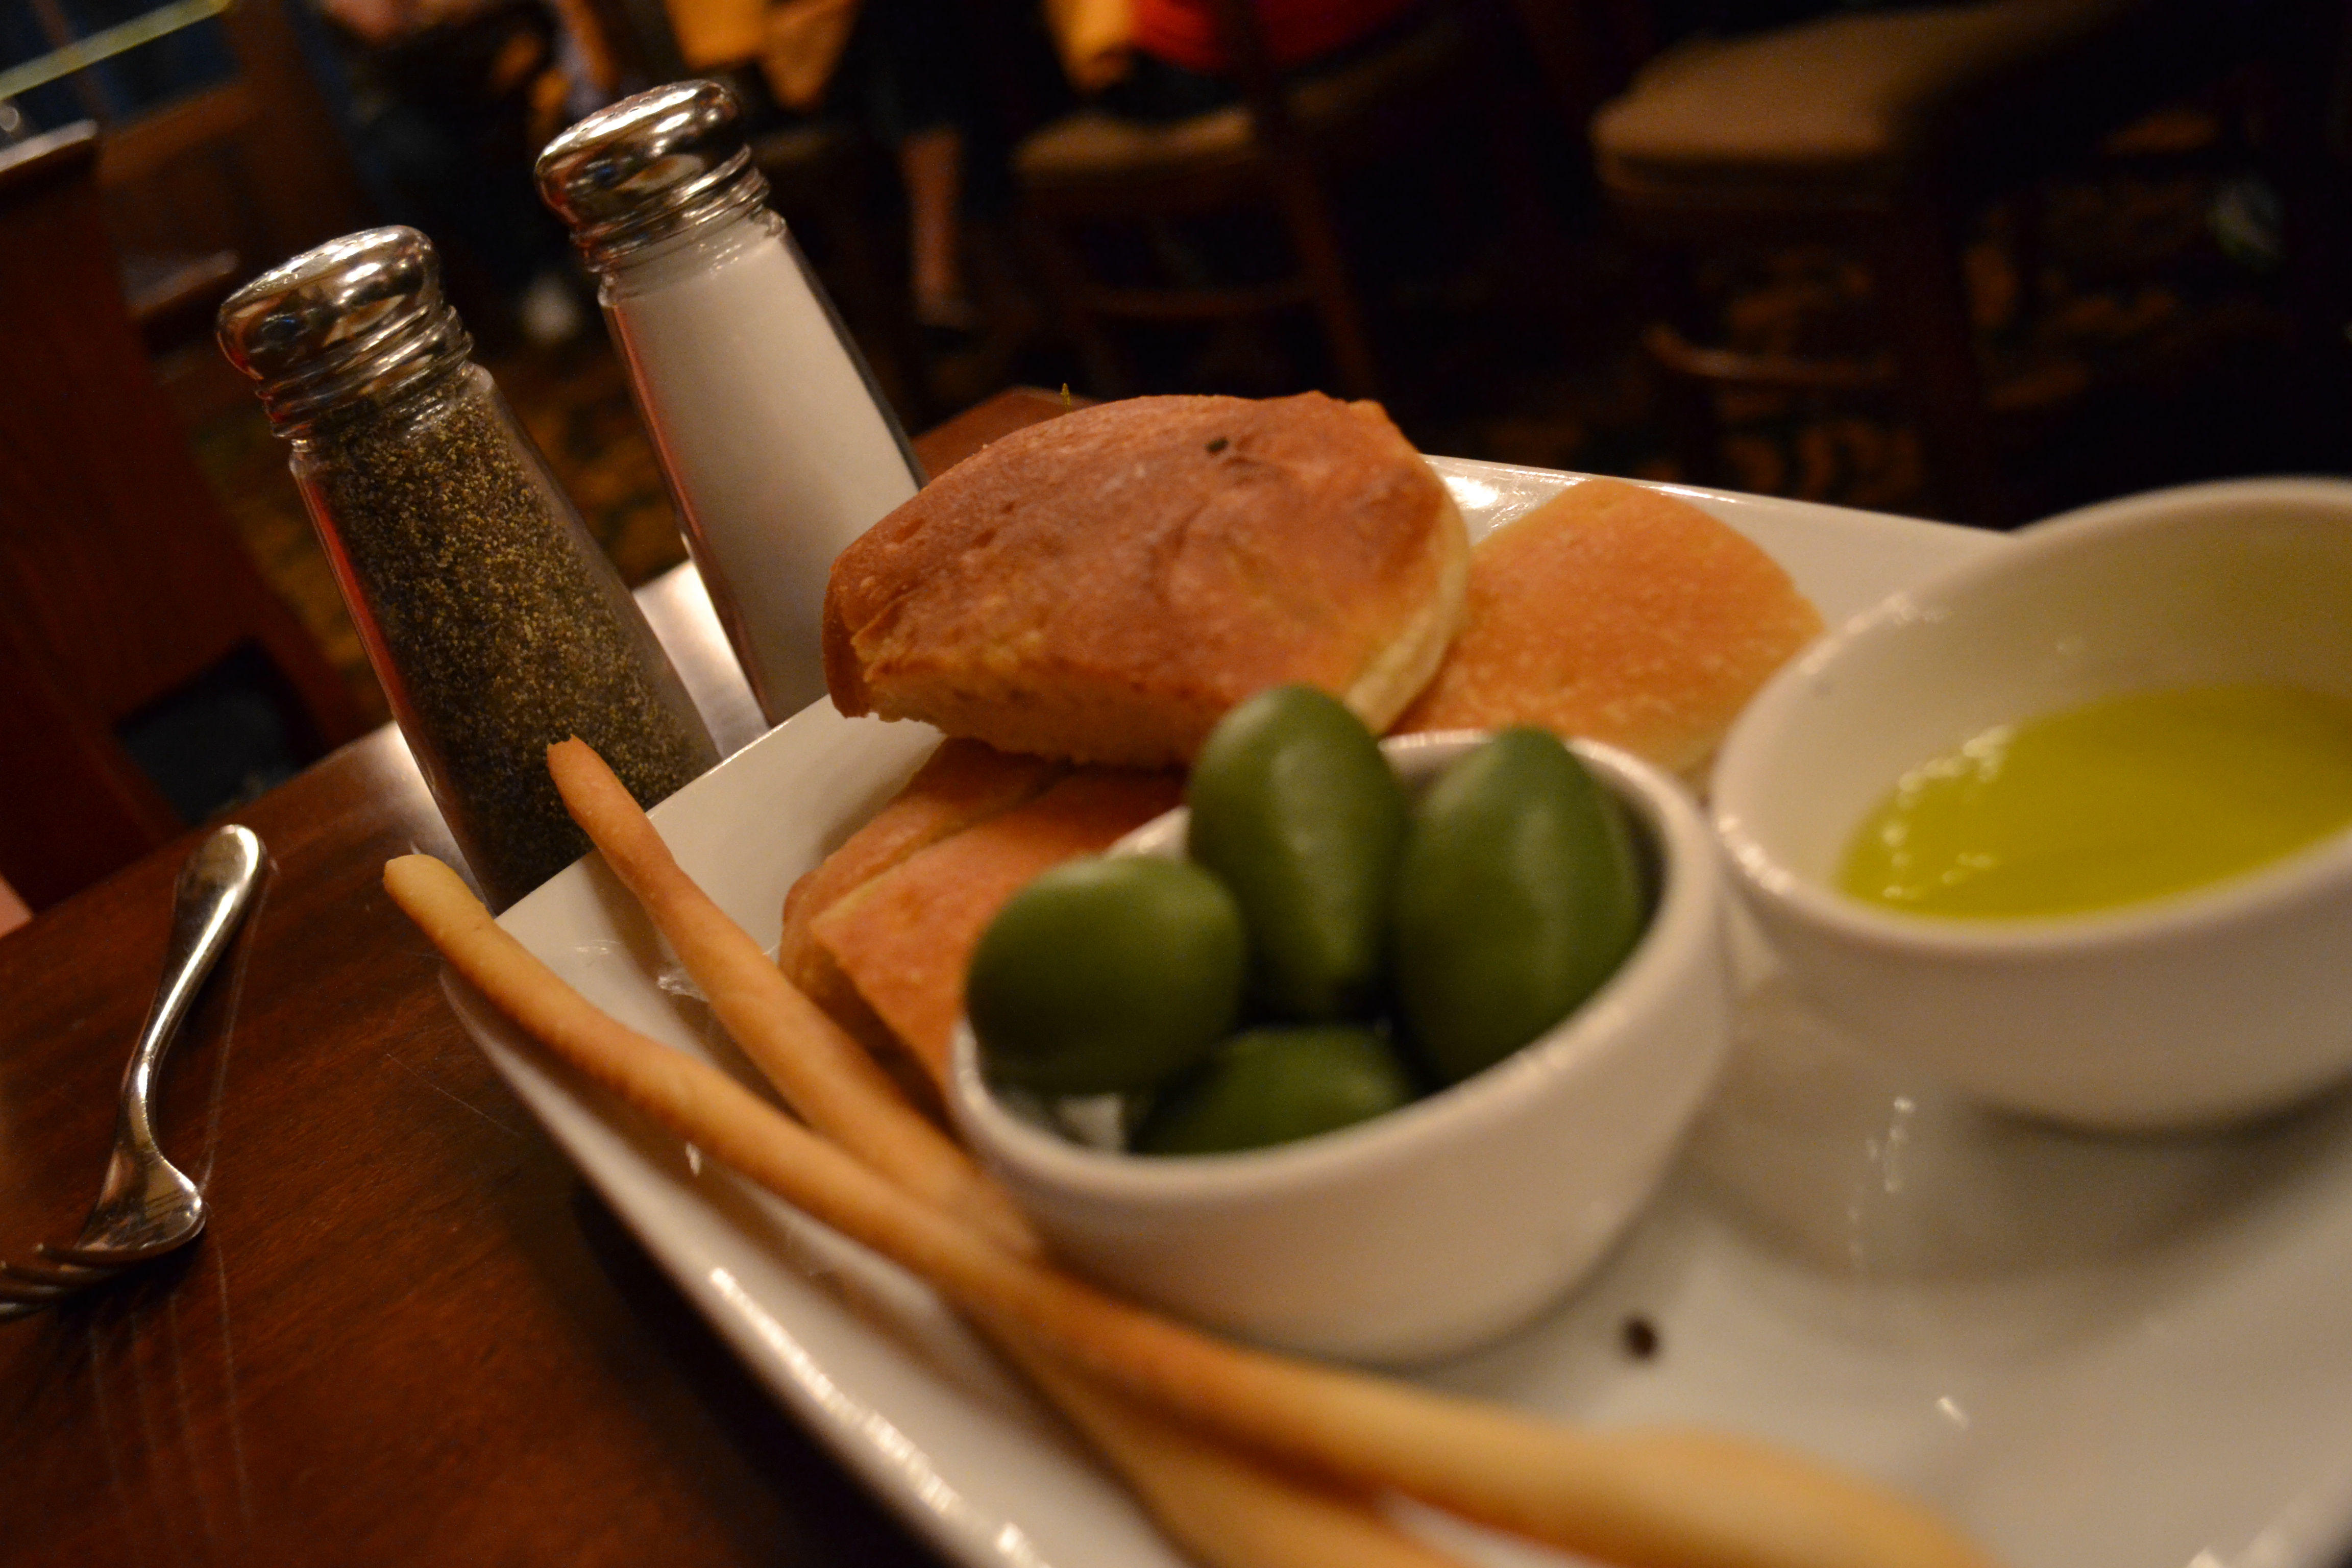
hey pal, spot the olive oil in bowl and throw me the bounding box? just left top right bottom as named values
left=1839, top=685, right=2352, bottom=919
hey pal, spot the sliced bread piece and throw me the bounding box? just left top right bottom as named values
left=809, top=768, right=1184, bottom=1086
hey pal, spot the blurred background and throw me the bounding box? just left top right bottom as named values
left=5, top=0, right=2352, bottom=903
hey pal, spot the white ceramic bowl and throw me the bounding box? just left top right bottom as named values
left=1712, top=477, right=2352, bottom=1131
left=947, top=731, right=1731, bottom=1364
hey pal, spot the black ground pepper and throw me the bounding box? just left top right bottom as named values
left=302, top=364, right=717, bottom=907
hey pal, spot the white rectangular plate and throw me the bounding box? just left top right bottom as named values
left=448, top=461, right=2352, bottom=1568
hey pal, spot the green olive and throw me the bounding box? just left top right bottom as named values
left=968, top=856, right=1246, bottom=1095
left=1186, top=684, right=1409, bottom=1021
left=1390, top=728, right=1647, bottom=1085
left=1132, top=1025, right=1418, bottom=1155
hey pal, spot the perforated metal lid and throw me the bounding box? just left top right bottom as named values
left=215, top=226, right=470, bottom=428
left=533, top=80, right=768, bottom=267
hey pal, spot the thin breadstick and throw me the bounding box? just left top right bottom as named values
left=543, top=737, right=1037, bottom=1258
left=984, top=1324, right=1474, bottom=1568
left=388, top=852, right=1998, bottom=1568
left=391, top=848, right=1460, bottom=1567
left=539, top=746, right=1477, bottom=1568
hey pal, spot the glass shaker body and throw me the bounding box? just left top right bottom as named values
left=599, top=207, right=921, bottom=723
left=218, top=228, right=719, bottom=911
left=286, top=361, right=717, bottom=905
left=536, top=81, right=923, bottom=727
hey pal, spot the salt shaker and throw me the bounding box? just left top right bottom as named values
left=535, top=80, right=924, bottom=726
left=216, top=227, right=720, bottom=911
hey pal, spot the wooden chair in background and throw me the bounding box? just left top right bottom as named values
left=0, top=124, right=368, bottom=912
left=1009, top=0, right=1482, bottom=398
left=1589, top=0, right=2251, bottom=525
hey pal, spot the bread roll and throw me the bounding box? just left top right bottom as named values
left=824, top=394, right=1468, bottom=768
left=1393, top=478, right=1822, bottom=776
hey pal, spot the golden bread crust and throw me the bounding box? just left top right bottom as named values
left=808, top=768, right=1184, bottom=1085
left=777, top=740, right=1066, bottom=1063
left=1393, top=478, right=1823, bottom=775
left=824, top=394, right=1465, bottom=767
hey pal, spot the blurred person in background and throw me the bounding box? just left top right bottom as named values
left=1087, top=0, right=1427, bottom=120
left=667, top=0, right=1448, bottom=343
left=667, top=0, right=1015, bottom=336
left=308, top=0, right=617, bottom=343
left=1645, top=0, right=1937, bottom=40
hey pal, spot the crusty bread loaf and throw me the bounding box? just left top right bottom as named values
left=824, top=394, right=1468, bottom=768
left=1393, top=478, right=1823, bottom=776
left=777, top=739, right=1066, bottom=1065
left=809, top=768, right=1184, bottom=1085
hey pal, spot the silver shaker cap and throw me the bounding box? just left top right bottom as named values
left=215, top=225, right=471, bottom=428
left=534, top=80, right=769, bottom=266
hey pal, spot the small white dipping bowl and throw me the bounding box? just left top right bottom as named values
left=1712, top=476, right=2352, bottom=1131
left=947, top=731, right=1731, bottom=1364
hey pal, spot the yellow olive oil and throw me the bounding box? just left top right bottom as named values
left=1839, top=685, right=2352, bottom=918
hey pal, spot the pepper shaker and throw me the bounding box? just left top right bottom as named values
left=217, top=227, right=720, bottom=910
left=535, top=80, right=924, bottom=726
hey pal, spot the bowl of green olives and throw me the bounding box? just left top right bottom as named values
left=946, top=689, right=1733, bottom=1362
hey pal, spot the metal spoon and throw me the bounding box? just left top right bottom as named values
left=0, top=825, right=265, bottom=1315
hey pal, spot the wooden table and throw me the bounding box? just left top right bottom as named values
left=0, top=389, right=1073, bottom=1567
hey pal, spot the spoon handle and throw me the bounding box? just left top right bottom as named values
left=116, top=826, right=267, bottom=1154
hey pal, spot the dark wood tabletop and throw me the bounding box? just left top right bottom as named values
left=0, top=388, right=1075, bottom=1567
